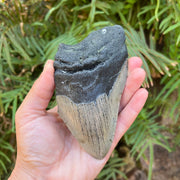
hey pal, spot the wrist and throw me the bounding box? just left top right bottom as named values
left=9, top=165, right=35, bottom=180
left=8, top=159, right=52, bottom=180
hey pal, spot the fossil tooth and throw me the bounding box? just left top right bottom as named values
left=54, top=25, right=128, bottom=159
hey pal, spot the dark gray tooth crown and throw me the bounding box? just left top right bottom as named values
left=54, top=25, right=128, bottom=103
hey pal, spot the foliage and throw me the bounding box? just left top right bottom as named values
left=124, top=102, right=171, bottom=180
left=0, top=123, right=14, bottom=178
left=0, top=0, right=179, bottom=179
left=138, top=0, right=180, bottom=45
left=155, top=65, right=180, bottom=123
left=154, top=33, right=180, bottom=123
left=96, top=150, right=127, bottom=180
left=124, top=24, right=174, bottom=87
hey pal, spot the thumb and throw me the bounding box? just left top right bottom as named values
left=18, top=60, right=55, bottom=114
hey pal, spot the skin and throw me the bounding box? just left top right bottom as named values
left=9, top=57, right=148, bottom=180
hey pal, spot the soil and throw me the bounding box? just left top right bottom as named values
left=152, top=145, right=180, bottom=180
left=121, top=134, right=180, bottom=180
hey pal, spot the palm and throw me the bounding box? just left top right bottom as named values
left=14, top=58, right=148, bottom=180
left=17, top=109, right=106, bottom=179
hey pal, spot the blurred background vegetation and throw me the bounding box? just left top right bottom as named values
left=0, top=0, right=180, bottom=179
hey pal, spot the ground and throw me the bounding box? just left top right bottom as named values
left=118, top=140, right=180, bottom=180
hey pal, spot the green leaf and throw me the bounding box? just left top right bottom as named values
left=0, top=160, right=7, bottom=173
left=6, top=31, right=31, bottom=61
left=163, top=21, right=180, bottom=34
left=1, top=141, right=14, bottom=152
left=153, top=140, right=171, bottom=152
left=89, top=0, right=96, bottom=24
left=25, top=36, right=37, bottom=55
left=92, top=21, right=111, bottom=28
left=12, top=96, right=17, bottom=131
left=159, top=14, right=173, bottom=32
left=72, top=4, right=91, bottom=11
left=3, top=38, right=14, bottom=73
left=147, top=6, right=170, bottom=24
left=162, top=79, right=180, bottom=100
left=96, top=1, right=111, bottom=15
left=45, top=0, right=67, bottom=21
left=113, top=169, right=127, bottom=179
left=137, top=5, right=156, bottom=18
left=30, top=36, right=44, bottom=56
left=155, top=73, right=179, bottom=100
left=170, top=98, right=180, bottom=121
left=155, top=0, right=160, bottom=21
left=148, top=142, right=154, bottom=180
left=176, top=34, right=180, bottom=45
left=0, top=151, right=11, bottom=163
left=136, top=142, right=149, bottom=160
left=0, top=34, right=3, bottom=59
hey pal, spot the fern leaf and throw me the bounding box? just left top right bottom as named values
left=12, top=96, right=17, bottom=132
left=45, top=0, right=67, bottom=21
left=159, top=14, right=173, bottom=32
left=0, top=151, right=11, bottom=163
left=147, top=6, right=170, bottom=24
left=0, top=160, right=7, bottom=173
left=163, top=21, right=180, bottom=34
left=3, top=38, right=14, bottom=73
left=0, top=34, right=3, bottom=59
left=148, top=141, right=154, bottom=180
left=6, top=30, right=31, bottom=61
left=30, top=36, right=44, bottom=56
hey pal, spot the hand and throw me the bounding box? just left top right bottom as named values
left=9, top=57, right=148, bottom=180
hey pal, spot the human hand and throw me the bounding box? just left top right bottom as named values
left=9, top=57, right=148, bottom=180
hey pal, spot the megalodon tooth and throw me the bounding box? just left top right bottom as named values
left=54, top=25, right=128, bottom=159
